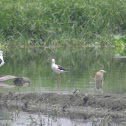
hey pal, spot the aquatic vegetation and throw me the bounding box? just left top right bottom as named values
left=91, top=116, right=112, bottom=126
left=113, top=36, right=126, bottom=47
left=0, top=0, right=126, bottom=47
left=113, top=36, right=126, bottom=56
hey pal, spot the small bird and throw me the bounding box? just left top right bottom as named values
left=51, top=59, right=68, bottom=92
left=0, top=51, right=5, bottom=67
left=95, top=70, right=106, bottom=93
left=13, top=77, right=31, bottom=86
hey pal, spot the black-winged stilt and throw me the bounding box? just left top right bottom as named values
left=95, top=70, right=106, bottom=93
left=0, top=51, right=5, bottom=67
left=51, top=59, right=68, bottom=92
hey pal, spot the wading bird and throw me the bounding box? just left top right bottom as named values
left=95, top=70, right=106, bottom=93
left=51, top=59, right=68, bottom=92
left=0, top=51, right=5, bottom=67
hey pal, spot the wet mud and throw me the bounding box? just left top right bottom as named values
left=0, top=92, right=126, bottom=120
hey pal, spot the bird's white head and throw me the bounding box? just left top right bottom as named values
left=52, top=59, right=55, bottom=64
left=99, top=70, right=106, bottom=74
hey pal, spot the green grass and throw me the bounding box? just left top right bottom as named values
left=0, top=0, right=126, bottom=46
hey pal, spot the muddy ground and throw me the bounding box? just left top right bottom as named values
left=0, top=92, right=126, bottom=120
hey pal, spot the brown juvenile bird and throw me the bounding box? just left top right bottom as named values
left=95, top=70, right=106, bottom=93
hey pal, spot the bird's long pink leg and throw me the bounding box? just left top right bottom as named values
left=54, top=74, right=59, bottom=93
left=56, top=74, right=59, bottom=91
left=58, top=74, right=61, bottom=93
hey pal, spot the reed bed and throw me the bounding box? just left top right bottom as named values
left=0, top=0, right=126, bottom=46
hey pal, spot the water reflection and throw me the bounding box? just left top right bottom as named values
left=0, top=108, right=125, bottom=126
left=0, top=108, right=92, bottom=126
left=0, top=47, right=126, bottom=94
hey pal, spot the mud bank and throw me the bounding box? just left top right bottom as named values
left=0, top=92, right=126, bottom=119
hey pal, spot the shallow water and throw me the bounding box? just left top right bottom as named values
left=0, top=109, right=125, bottom=126
left=0, top=47, right=126, bottom=94
left=0, top=47, right=126, bottom=125
left=0, top=109, right=90, bottom=126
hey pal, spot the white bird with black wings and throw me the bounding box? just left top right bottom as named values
left=51, top=59, right=68, bottom=92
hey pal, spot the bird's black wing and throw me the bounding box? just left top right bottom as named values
left=58, top=65, right=68, bottom=71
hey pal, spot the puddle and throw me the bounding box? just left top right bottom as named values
left=0, top=109, right=125, bottom=126
left=0, top=109, right=91, bottom=126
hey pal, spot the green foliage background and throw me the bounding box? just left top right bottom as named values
left=0, top=0, right=126, bottom=46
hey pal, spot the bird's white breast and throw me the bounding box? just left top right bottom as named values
left=0, top=56, right=4, bottom=67
left=51, top=64, right=61, bottom=74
